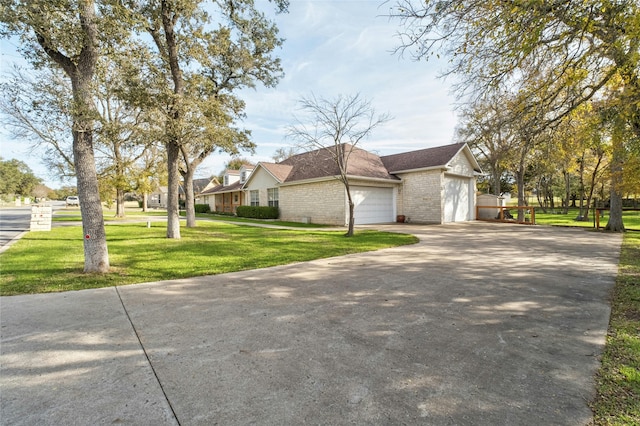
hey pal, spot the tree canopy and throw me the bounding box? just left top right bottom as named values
left=392, top=0, right=640, bottom=231
left=0, top=157, right=41, bottom=196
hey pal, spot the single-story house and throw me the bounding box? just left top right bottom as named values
left=199, top=165, right=254, bottom=213
left=242, top=142, right=482, bottom=225
left=148, top=177, right=219, bottom=208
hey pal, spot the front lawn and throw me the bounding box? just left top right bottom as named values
left=0, top=221, right=417, bottom=295
left=534, top=208, right=640, bottom=230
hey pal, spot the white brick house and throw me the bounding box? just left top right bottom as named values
left=242, top=143, right=482, bottom=226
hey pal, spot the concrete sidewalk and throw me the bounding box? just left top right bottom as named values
left=0, top=222, right=622, bottom=425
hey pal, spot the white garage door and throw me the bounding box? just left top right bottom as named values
left=443, top=176, right=471, bottom=222
left=352, top=186, right=395, bottom=224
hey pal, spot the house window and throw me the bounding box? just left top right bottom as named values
left=224, top=175, right=229, bottom=186
left=250, top=190, right=259, bottom=206
left=240, top=170, right=247, bottom=183
left=234, top=194, right=239, bottom=203
left=268, top=188, right=279, bottom=207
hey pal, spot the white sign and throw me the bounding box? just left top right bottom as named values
left=30, top=205, right=52, bottom=232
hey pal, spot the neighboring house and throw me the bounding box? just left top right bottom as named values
left=243, top=142, right=482, bottom=225
left=199, top=165, right=254, bottom=213
left=189, top=178, right=219, bottom=203
left=148, top=186, right=169, bottom=208
left=148, top=177, right=219, bottom=208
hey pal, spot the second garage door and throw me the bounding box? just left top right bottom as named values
left=351, top=186, right=395, bottom=224
left=443, top=176, right=471, bottom=222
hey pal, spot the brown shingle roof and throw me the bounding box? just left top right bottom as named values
left=260, top=163, right=294, bottom=182
left=199, top=181, right=243, bottom=195
left=380, top=142, right=469, bottom=173
left=278, top=144, right=398, bottom=183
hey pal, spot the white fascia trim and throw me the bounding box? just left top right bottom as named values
left=279, top=175, right=401, bottom=187
left=345, top=175, right=402, bottom=185
left=444, top=171, right=475, bottom=179
left=390, top=165, right=448, bottom=174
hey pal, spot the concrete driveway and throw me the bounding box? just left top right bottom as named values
left=0, top=222, right=622, bottom=425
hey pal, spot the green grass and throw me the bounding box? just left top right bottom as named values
left=591, top=231, right=640, bottom=425
left=0, top=221, right=417, bottom=295
left=533, top=208, right=640, bottom=230
left=52, top=208, right=330, bottom=228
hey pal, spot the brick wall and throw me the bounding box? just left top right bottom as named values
left=396, top=170, right=444, bottom=223
left=280, top=180, right=347, bottom=225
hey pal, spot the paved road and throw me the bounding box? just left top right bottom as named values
left=0, top=202, right=68, bottom=249
left=0, top=222, right=623, bottom=425
left=0, top=205, right=32, bottom=248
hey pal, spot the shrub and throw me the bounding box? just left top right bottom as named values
left=236, top=205, right=279, bottom=219
left=195, top=204, right=211, bottom=213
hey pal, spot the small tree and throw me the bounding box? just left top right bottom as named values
left=288, top=93, right=390, bottom=236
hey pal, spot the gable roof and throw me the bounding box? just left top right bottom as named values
left=244, top=142, right=480, bottom=189
left=380, top=142, right=481, bottom=173
left=193, top=178, right=215, bottom=193
left=260, top=163, right=294, bottom=182
left=276, top=144, right=399, bottom=183
left=199, top=180, right=243, bottom=196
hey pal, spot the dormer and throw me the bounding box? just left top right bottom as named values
left=239, top=164, right=255, bottom=184
left=223, top=169, right=240, bottom=187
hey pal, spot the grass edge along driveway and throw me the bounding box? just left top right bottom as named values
left=0, top=221, right=418, bottom=295
left=591, top=230, right=640, bottom=425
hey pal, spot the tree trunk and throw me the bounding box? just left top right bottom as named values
left=584, top=152, right=603, bottom=221
left=562, top=171, right=570, bottom=214
left=115, top=188, right=125, bottom=218
left=491, top=164, right=501, bottom=196
left=343, top=178, right=355, bottom=237
left=605, top=135, right=625, bottom=232
left=577, top=154, right=586, bottom=220
left=166, top=140, right=181, bottom=239
left=74, top=122, right=110, bottom=273
left=183, top=168, right=197, bottom=227
left=346, top=196, right=355, bottom=237
left=517, top=165, right=526, bottom=222
left=142, top=192, right=148, bottom=212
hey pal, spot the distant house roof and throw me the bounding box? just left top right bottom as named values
left=199, top=181, right=243, bottom=196
left=380, top=142, right=481, bottom=173
left=198, top=167, right=254, bottom=196
left=193, top=178, right=215, bottom=193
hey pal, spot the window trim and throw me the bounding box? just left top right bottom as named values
left=250, top=190, right=259, bottom=206
left=267, top=187, right=279, bottom=207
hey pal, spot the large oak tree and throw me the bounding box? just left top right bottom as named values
left=136, top=0, right=287, bottom=236
left=0, top=0, right=129, bottom=271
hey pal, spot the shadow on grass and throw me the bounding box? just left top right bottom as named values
left=0, top=222, right=417, bottom=295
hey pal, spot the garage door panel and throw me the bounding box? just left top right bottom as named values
left=352, top=187, right=394, bottom=224
left=444, top=177, right=470, bottom=222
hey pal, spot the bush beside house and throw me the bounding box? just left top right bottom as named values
left=195, top=204, right=211, bottom=213
left=236, top=206, right=279, bottom=219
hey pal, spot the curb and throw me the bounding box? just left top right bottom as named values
left=0, top=231, right=28, bottom=255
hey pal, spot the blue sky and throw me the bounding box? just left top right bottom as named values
left=0, top=0, right=459, bottom=188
